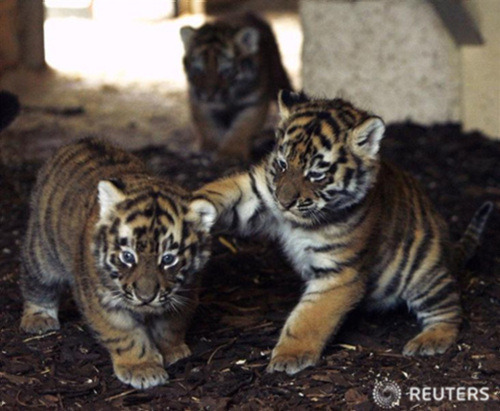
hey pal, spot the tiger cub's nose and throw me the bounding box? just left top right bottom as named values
left=133, top=282, right=159, bottom=304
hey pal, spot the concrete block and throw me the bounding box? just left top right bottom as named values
left=461, top=0, right=500, bottom=139
left=300, top=0, right=460, bottom=124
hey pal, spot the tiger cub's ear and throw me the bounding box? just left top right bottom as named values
left=234, top=27, right=260, bottom=55
left=187, top=198, right=217, bottom=232
left=180, top=26, right=196, bottom=50
left=98, top=180, right=126, bottom=220
left=349, top=117, right=385, bottom=158
left=278, top=90, right=309, bottom=119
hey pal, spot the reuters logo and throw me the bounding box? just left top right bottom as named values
left=372, top=379, right=402, bottom=409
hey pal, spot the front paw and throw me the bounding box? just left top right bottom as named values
left=162, top=343, right=191, bottom=366
left=403, top=325, right=457, bottom=356
left=113, top=362, right=169, bottom=389
left=20, top=311, right=60, bottom=334
left=267, top=345, right=320, bottom=375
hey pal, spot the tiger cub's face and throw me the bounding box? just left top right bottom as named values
left=180, top=23, right=260, bottom=104
left=268, top=91, right=386, bottom=226
left=93, top=180, right=216, bottom=314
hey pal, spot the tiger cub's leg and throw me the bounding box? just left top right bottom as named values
left=402, top=267, right=461, bottom=356
left=20, top=253, right=63, bottom=334
left=268, top=272, right=364, bottom=375
left=150, top=313, right=194, bottom=366
left=93, top=312, right=168, bottom=389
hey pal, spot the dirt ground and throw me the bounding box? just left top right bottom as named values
left=0, top=117, right=499, bottom=409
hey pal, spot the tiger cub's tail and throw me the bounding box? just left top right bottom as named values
left=453, top=201, right=493, bottom=267
left=0, top=91, right=20, bottom=132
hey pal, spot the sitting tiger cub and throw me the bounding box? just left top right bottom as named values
left=20, top=138, right=216, bottom=389
left=191, top=91, right=492, bottom=374
left=180, top=13, right=291, bottom=160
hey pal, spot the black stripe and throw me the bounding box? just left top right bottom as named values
left=305, top=243, right=348, bottom=252
left=227, top=189, right=243, bottom=232
left=400, top=228, right=433, bottom=295
left=101, top=336, right=125, bottom=344
left=122, top=194, right=151, bottom=210
left=179, top=220, right=189, bottom=250
left=318, top=133, right=333, bottom=151
left=138, top=343, right=147, bottom=359
left=158, top=193, right=180, bottom=216
left=249, top=171, right=262, bottom=201
left=310, top=266, right=341, bottom=277
left=116, top=339, right=136, bottom=355
left=343, top=168, right=355, bottom=188
left=382, top=232, right=416, bottom=299
left=156, top=207, right=175, bottom=225
left=126, top=210, right=143, bottom=223
left=411, top=279, right=457, bottom=312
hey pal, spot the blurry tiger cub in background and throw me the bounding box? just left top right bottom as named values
left=180, top=13, right=291, bottom=160
left=192, top=90, right=492, bottom=375
left=20, top=138, right=216, bottom=389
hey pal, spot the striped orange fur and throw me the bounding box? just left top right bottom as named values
left=192, top=91, right=492, bottom=374
left=20, top=138, right=216, bottom=389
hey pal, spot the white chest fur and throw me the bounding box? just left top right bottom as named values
left=276, top=222, right=333, bottom=279
left=255, top=171, right=336, bottom=280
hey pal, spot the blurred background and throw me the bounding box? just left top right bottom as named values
left=0, top=0, right=498, bottom=161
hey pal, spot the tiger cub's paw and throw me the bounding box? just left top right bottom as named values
left=267, top=346, right=320, bottom=375
left=403, top=325, right=458, bottom=356
left=114, top=362, right=169, bottom=390
left=162, top=343, right=191, bottom=366
left=20, top=307, right=60, bottom=334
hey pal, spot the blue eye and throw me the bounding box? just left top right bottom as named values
left=161, top=253, right=178, bottom=268
left=120, top=250, right=136, bottom=265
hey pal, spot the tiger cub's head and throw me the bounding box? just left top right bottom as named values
left=180, top=21, right=261, bottom=103
left=268, top=90, right=386, bottom=226
left=93, top=178, right=216, bottom=314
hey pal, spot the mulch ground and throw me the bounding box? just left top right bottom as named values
left=0, top=123, right=499, bottom=409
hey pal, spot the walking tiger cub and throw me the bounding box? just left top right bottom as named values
left=191, top=91, right=493, bottom=375
left=180, top=13, right=291, bottom=160
left=20, top=138, right=217, bottom=389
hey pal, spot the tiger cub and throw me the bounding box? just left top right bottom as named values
left=191, top=91, right=492, bottom=375
left=180, top=13, right=291, bottom=160
left=20, top=138, right=216, bottom=389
